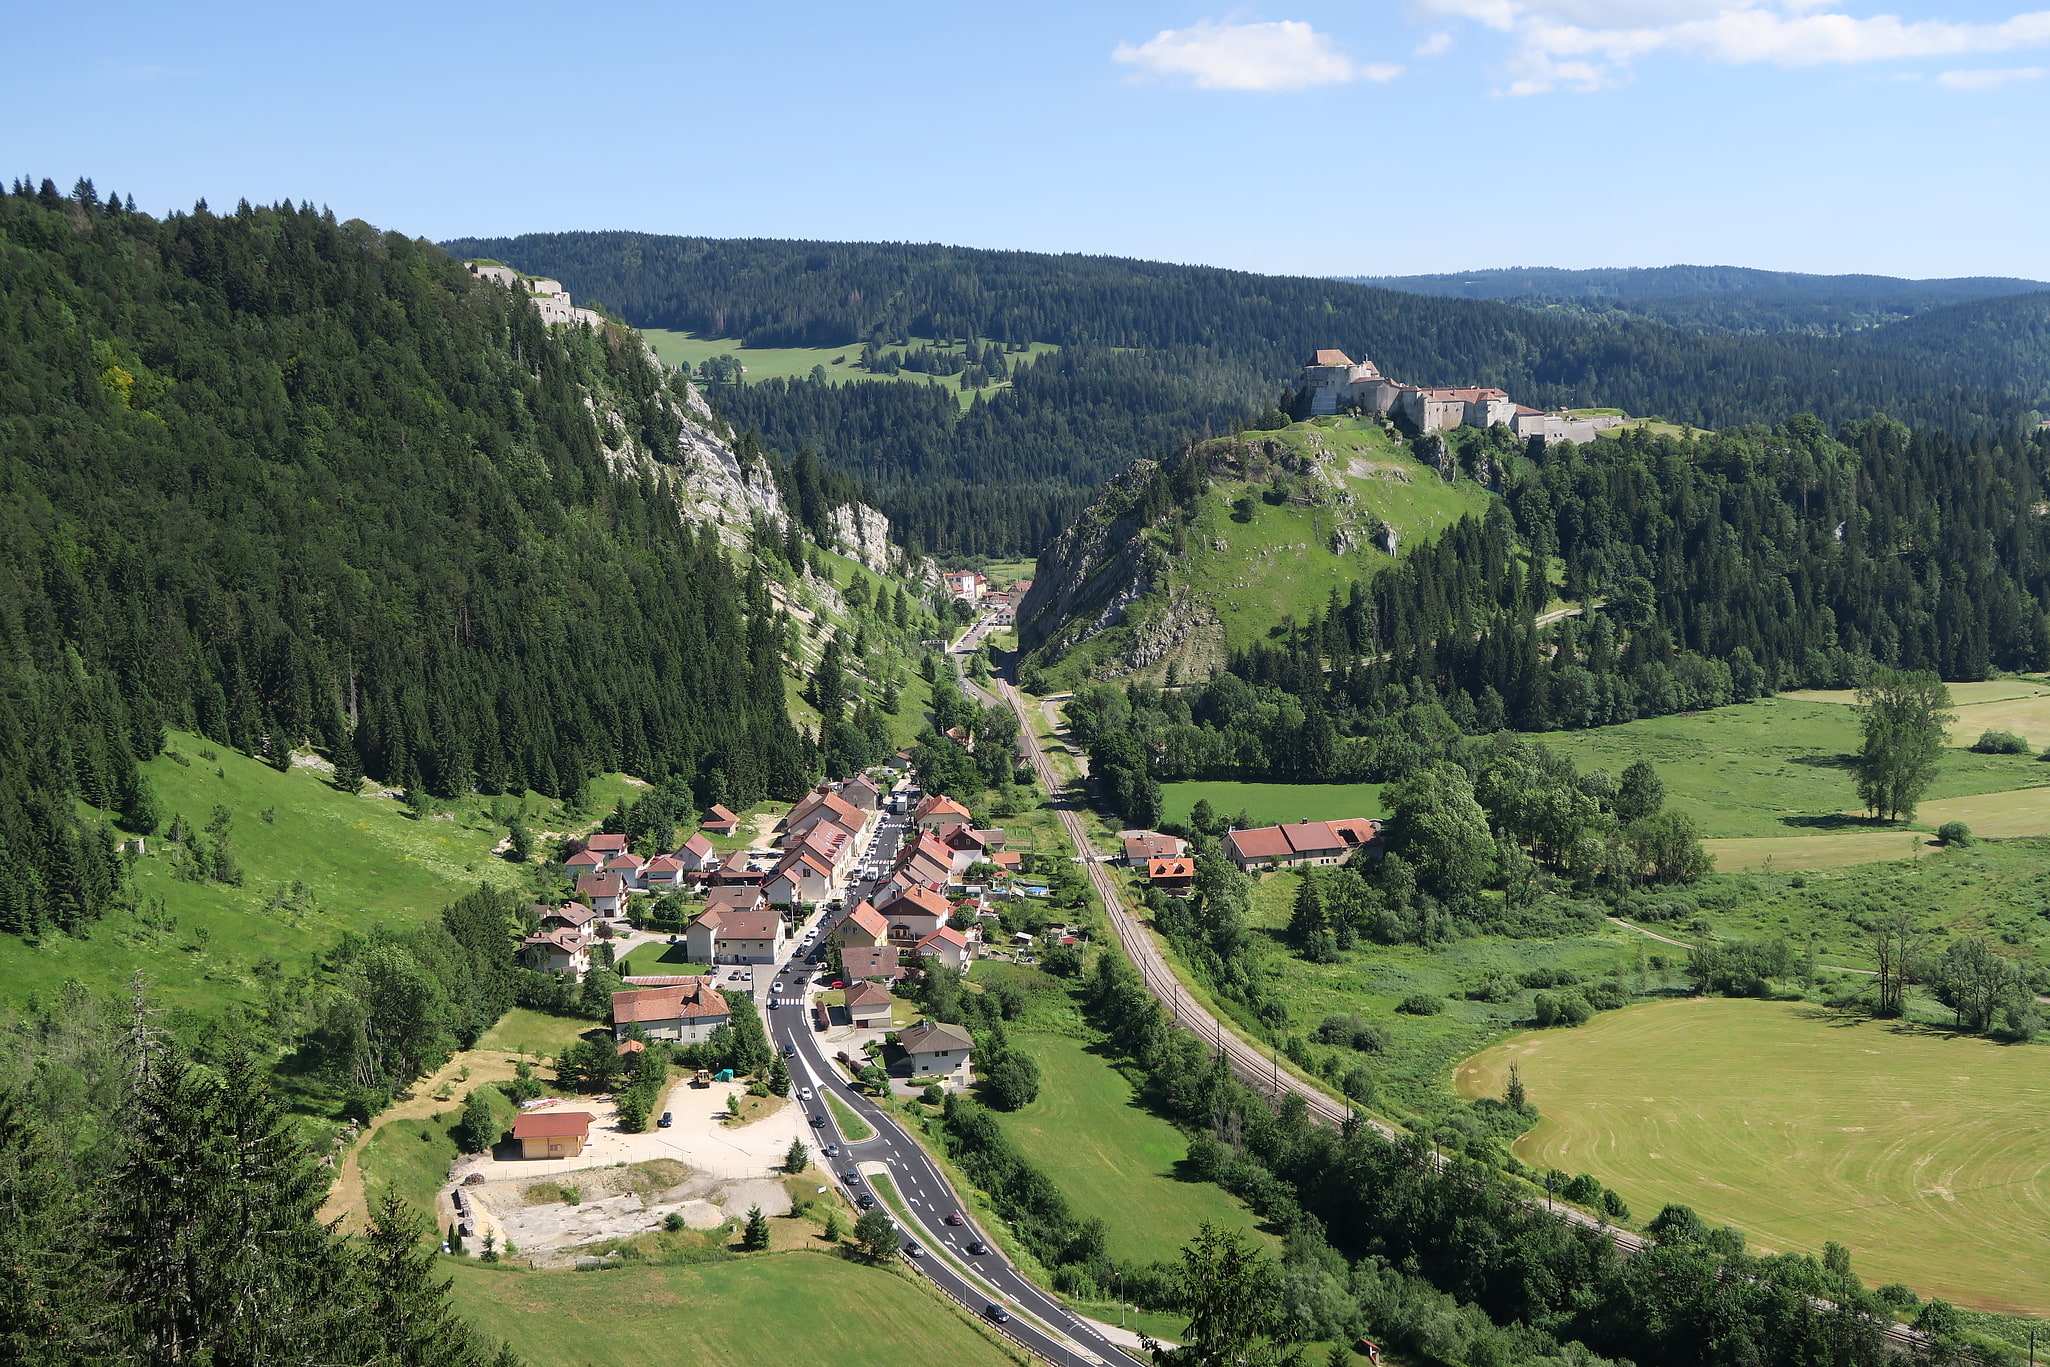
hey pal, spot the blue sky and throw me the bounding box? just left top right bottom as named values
left=5, top=0, right=2046, bottom=279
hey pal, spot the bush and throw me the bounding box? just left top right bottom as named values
left=1972, top=729, right=2029, bottom=754
left=1518, top=967, right=1582, bottom=989
left=1395, top=994, right=1444, bottom=1016
left=1312, top=1013, right=1392, bottom=1051
left=1936, top=821, right=1972, bottom=846
left=1532, top=991, right=1593, bottom=1027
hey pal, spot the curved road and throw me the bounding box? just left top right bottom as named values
left=962, top=625, right=1923, bottom=1352
left=764, top=983, right=1147, bottom=1367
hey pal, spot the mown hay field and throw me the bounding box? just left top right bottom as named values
left=1457, top=998, right=2050, bottom=1313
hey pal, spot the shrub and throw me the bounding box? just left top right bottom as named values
left=1532, top=991, right=1593, bottom=1027
left=1518, top=967, right=1582, bottom=989
left=1936, top=821, right=1973, bottom=846
left=1312, top=1013, right=1392, bottom=1051
left=663, top=1212, right=685, bottom=1232
left=1395, top=994, right=1444, bottom=1016
left=1972, top=729, right=2029, bottom=754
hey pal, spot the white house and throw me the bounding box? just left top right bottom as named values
left=899, top=1019, right=975, bottom=1089
left=915, top=925, right=972, bottom=973
left=522, top=928, right=590, bottom=978
left=685, top=906, right=786, bottom=964
left=574, top=872, right=628, bottom=917
left=611, top=979, right=732, bottom=1043
left=675, top=833, right=718, bottom=871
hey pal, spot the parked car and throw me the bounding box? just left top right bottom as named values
left=657, top=1112, right=673, bottom=1128
left=966, top=1240, right=990, bottom=1256
left=830, top=980, right=845, bottom=990
left=984, top=1304, right=1010, bottom=1324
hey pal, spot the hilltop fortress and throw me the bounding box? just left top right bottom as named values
left=1301, top=349, right=1625, bottom=444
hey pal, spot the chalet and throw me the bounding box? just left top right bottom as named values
left=899, top=1019, right=975, bottom=1087
left=1146, top=856, right=1196, bottom=896
left=915, top=925, right=972, bottom=973
left=565, top=848, right=607, bottom=877
left=835, top=902, right=889, bottom=948
left=675, top=833, right=718, bottom=871
left=1120, top=831, right=1188, bottom=867
left=839, top=944, right=907, bottom=982
left=702, top=804, right=740, bottom=835
left=877, top=885, right=950, bottom=943
left=611, top=977, right=732, bottom=1043
left=584, top=833, right=630, bottom=856
left=641, top=855, right=686, bottom=891
left=686, top=906, right=786, bottom=964
left=512, top=1110, right=593, bottom=1159
left=913, top=794, right=974, bottom=833
left=522, top=927, right=591, bottom=977
left=574, top=871, right=628, bottom=917
left=843, top=980, right=895, bottom=1027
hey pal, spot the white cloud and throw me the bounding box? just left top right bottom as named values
left=1410, top=1, right=2050, bottom=93
left=1936, top=63, right=2046, bottom=86
left=1415, top=29, right=1458, bottom=55
left=1111, top=19, right=1383, bottom=90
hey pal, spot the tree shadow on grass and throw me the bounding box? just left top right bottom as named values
left=1776, top=812, right=1900, bottom=831
left=1787, top=754, right=1861, bottom=771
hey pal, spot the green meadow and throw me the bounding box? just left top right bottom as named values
left=640, top=329, right=1058, bottom=409
left=1161, top=780, right=1386, bottom=830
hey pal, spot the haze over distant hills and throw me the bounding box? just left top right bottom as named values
left=1347, top=264, right=2050, bottom=338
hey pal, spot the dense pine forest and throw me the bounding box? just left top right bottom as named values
left=1357, top=264, right=2049, bottom=338
left=0, top=181, right=823, bottom=942
left=1036, top=415, right=2050, bottom=791
left=436, top=232, right=2035, bottom=555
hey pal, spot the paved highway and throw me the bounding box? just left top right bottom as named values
left=765, top=970, right=1147, bottom=1367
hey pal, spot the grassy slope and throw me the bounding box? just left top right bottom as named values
left=447, top=1254, right=1022, bottom=1367
left=1181, top=418, right=1495, bottom=656
left=1239, top=869, right=1651, bottom=1109
left=1039, top=416, right=1497, bottom=687
left=993, top=1030, right=1266, bottom=1263
left=1457, top=997, right=2050, bottom=1315
left=1535, top=698, right=2050, bottom=840
left=0, top=733, right=556, bottom=1013
left=639, top=329, right=1058, bottom=409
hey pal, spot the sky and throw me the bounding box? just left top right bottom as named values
left=5, top=0, right=2047, bottom=280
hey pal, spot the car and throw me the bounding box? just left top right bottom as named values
left=856, top=1194, right=875, bottom=1209
left=821, top=1143, right=839, bottom=1157
left=904, top=1242, right=924, bottom=1258
left=830, top=980, right=845, bottom=990
left=782, top=1044, right=797, bottom=1057
left=966, top=1240, right=991, bottom=1256
left=767, top=1000, right=779, bottom=1010
left=984, top=1304, right=1010, bottom=1324
left=840, top=1168, right=861, bottom=1182
left=665, top=935, right=679, bottom=944
left=797, top=1086, right=813, bottom=1100
left=809, top=1114, right=827, bottom=1127
left=657, top=1112, right=673, bottom=1128
left=943, top=1211, right=965, bottom=1227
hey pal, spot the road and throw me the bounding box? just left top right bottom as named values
left=764, top=964, right=1148, bottom=1367
left=965, top=621, right=1926, bottom=1353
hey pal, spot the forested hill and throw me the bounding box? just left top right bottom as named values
left=1021, top=414, right=2050, bottom=773
left=436, top=231, right=2030, bottom=556
left=1350, top=264, right=2050, bottom=337
left=0, top=181, right=864, bottom=941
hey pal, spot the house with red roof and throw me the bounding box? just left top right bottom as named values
left=842, top=774, right=884, bottom=811
left=536, top=901, right=597, bottom=932
left=835, top=901, right=889, bottom=948
left=675, top=832, right=718, bottom=871
left=574, top=871, right=628, bottom=916
left=1146, top=857, right=1196, bottom=896
left=843, top=980, right=895, bottom=1027
left=583, top=833, right=630, bottom=856
left=877, top=885, right=950, bottom=943
left=1120, top=831, right=1188, bottom=867
left=765, top=850, right=835, bottom=906
left=685, top=905, right=786, bottom=964
left=611, top=977, right=731, bottom=1043
left=913, top=794, right=974, bottom=833
left=605, top=851, right=647, bottom=888
left=522, top=927, right=591, bottom=977
left=915, top=925, right=972, bottom=973
left=641, top=854, right=686, bottom=891
left=565, top=848, right=607, bottom=877
left=1223, top=819, right=1380, bottom=872
left=701, top=804, right=740, bottom=835
left=512, top=1110, right=594, bottom=1159
left=839, top=944, right=906, bottom=982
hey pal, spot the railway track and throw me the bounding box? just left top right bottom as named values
left=971, top=650, right=1925, bottom=1352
